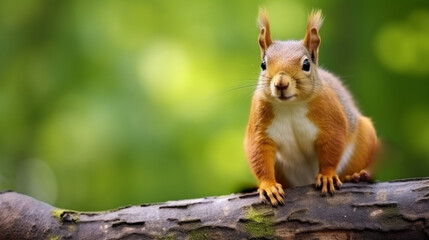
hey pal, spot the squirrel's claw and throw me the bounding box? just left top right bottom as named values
left=258, top=182, right=285, bottom=206
left=315, top=173, right=342, bottom=195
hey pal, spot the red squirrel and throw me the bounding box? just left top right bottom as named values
left=244, top=9, right=378, bottom=206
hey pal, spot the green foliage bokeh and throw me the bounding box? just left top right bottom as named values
left=0, top=0, right=428, bottom=210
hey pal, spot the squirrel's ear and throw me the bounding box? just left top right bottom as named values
left=258, top=8, right=272, bottom=59
left=303, top=9, right=323, bottom=64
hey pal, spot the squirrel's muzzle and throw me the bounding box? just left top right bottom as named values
left=271, top=73, right=295, bottom=100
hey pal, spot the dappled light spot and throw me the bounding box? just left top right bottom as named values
left=375, top=10, right=429, bottom=75
left=137, top=40, right=191, bottom=106
left=137, top=40, right=223, bottom=119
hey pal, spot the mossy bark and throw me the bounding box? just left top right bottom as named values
left=1, top=178, right=428, bottom=239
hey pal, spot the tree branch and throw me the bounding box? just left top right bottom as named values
left=1, top=178, right=428, bottom=239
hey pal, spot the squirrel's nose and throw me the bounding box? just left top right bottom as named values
left=275, top=82, right=289, bottom=91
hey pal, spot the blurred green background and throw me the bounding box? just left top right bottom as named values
left=1, top=0, right=428, bottom=211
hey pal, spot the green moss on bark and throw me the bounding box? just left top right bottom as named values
left=241, top=206, right=274, bottom=239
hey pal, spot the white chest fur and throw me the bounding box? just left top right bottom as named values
left=266, top=102, right=319, bottom=186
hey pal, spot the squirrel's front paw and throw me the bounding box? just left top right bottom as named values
left=258, top=181, right=285, bottom=207
left=315, top=173, right=342, bottom=195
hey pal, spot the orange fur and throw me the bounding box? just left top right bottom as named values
left=244, top=96, right=276, bottom=184
left=341, top=117, right=378, bottom=180
left=308, top=86, right=348, bottom=176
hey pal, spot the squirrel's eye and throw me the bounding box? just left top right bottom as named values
left=302, top=58, right=310, bottom=72
left=261, top=60, right=266, bottom=71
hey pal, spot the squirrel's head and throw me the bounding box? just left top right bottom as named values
left=256, top=8, right=323, bottom=103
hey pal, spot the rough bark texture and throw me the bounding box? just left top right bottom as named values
left=0, top=178, right=428, bottom=240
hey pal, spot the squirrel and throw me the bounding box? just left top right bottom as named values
left=244, top=8, right=378, bottom=206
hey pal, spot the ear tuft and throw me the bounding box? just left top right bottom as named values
left=258, top=7, right=270, bottom=31
left=306, top=9, right=324, bottom=33
left=257, top=7, right=272, bottom=58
